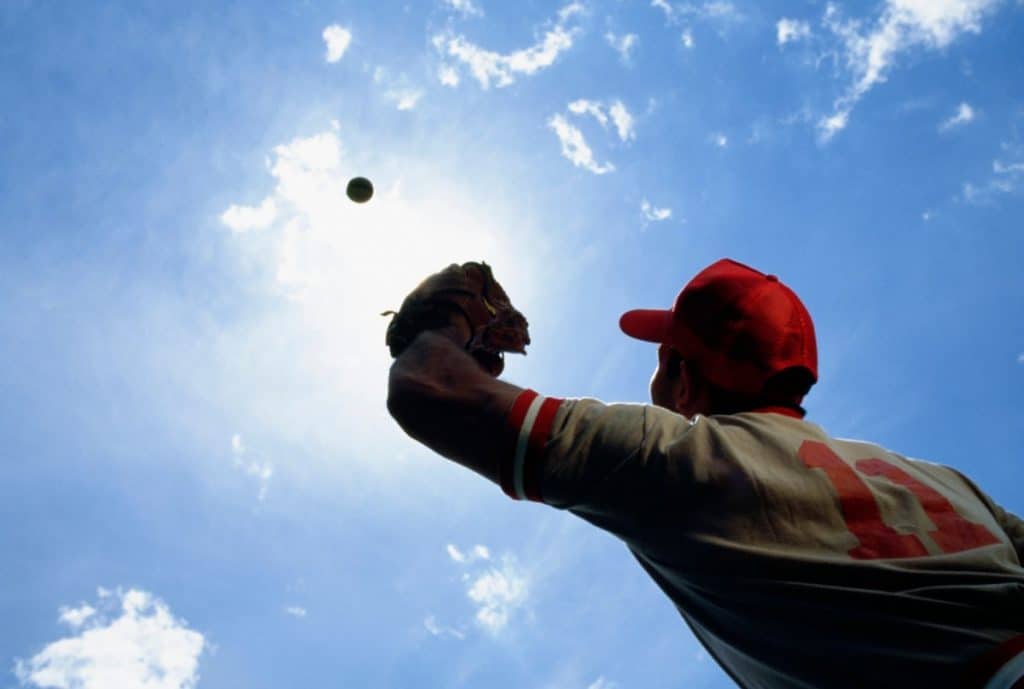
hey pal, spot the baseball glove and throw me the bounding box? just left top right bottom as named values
left=383, top=262, right=530, bottom=376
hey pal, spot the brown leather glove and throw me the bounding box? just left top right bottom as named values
left=383, top=262, right=530, bottom=376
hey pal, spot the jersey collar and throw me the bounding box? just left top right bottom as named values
left=752, top=405, right=805, bottom=419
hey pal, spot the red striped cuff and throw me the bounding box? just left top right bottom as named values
left=500, top=390, right=563, bottom=502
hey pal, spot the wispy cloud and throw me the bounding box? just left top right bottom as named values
left=442, top=0, right=483, bottom=17
left=432, top=3, right=584, bottom=89
left=386, top=88, right=424, bottom=111
left=57, top=603, right=97, bottom=629
left=566, top=99, right=635, bottom=141
left=15, top=588, right=205, bottom=689
left=549, top=114, right=615, bottom=174
left=681, top=29, right=695, bottom=48
left=550, top=98, right=636, bottom=173
left=322, top=24, right=352, bottom=64
left=651, top=1, right=743, bottom=26
left=231, top=433, right=273, bottom=501
left=423, top=615, right=466, bottom=640
left=609, top=101, right=636, bottom=142
left=962, top=142, right=1024, bottom=204
left=641, top=199, right=673, bottom=222
left=652, top=0, right=674, bottom=20
left=445, top=545, right=529, bottom=634
left=372, top=67, right=424, bottom=110
left=466, top=557, right=529, bottom=633
left=818, top=109, right=849, bottom=141
left=220, top=197, right=277, bottom=233
left=818, top=0, right=1000, bottom=141
left=437, top=64, right=460, bottom=87
left=777, top=18, right=812, bottom=45
left=569, top=99, right=610, bottom=127
left=285, top=606, right=308, bottom=618
left=605, top=31, right=638, bottom=62
left=1017, top=352, right=1024, bottom=364
left=587, top=678, right=619, bottom=689
left=447, top=543, right=491, bottom=563
left=711, top=131, right=728, bottom=147
left=939, top=102, right=975, bottom=131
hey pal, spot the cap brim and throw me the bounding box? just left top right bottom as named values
left=619, top=309, right=673, bottom=343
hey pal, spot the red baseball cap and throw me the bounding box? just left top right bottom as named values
left=619, top=259, right=818, bottom=397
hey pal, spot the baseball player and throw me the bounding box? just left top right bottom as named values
left=384, top=259, right=1024, bottom=689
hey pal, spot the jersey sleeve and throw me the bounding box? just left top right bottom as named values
left=497, top=389, right=701, bottom=537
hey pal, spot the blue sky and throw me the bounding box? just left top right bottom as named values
left=1, top=1, right=1022, bottom=687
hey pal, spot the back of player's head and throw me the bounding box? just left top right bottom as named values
left=619, top=258, right=818, bottom=411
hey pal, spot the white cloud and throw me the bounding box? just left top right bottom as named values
left=230, top=433, right=273, bottom=501
left=698, top=1, right=742, bottom=21
left=284, top=606, right=308, bottom=618
left=370, top=67, right=424, bottom=110
left=1017, top=353, right=1024, bottom=364
left=652, top=0, right=675, bottom=21
left=566, top=100, right=635, bottom=142
left=220, top=197, right=277, bottom=233
left=442, top=0, right=483, bottom=17
left=446, top=543, right=491, bottom=563
left=438, top=64, right=460, bottom=87
left=466, top=558, right=528, bottom=634
left=962, top=143, right=1024, bottom=203
left=609, top=101, right=636, bottom=142
left=15, top=588, right=204, bottom=689
left=558, top=2, right=585, bottom=22
left=818, top=108, right=850, bottom=140
left=386, top=88, right=424, bottom=111
left=587, top=678, right=618, bottom=689
left=641, top=199, right=672, bottom=222
left=939, top=102, right=975, bottom=130
left=922, top=210, right=932, bottom=221
left=322, top=24, right=352, bottom=64
left=58, top=604, right=96, bottom=629
left=568, top=99, right=609, bottom=127
left=652, top=1, right=743, bottom=25
left=605, top=31, right=638, bottom=61
left=423, top=615, right=466, bottom=640
left=819, top=0, right=999, bottom=140
left=681, top=29, right=695, bottom=48
left=994, top=160, right=1024, bottom=174
left=711, top=132, right=728, bottom=147
left=777, top=18, right=812, bottom=45
left=432, top=3, right=584, bottom=89
left=443, top=546, right=527, bottom=635
left=548, top=114, right=615, bottom=174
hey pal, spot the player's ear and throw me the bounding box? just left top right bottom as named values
left=677, top=360, right=704, bottom=416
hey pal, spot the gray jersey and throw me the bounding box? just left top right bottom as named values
left=499, top=390, right=1024, bottom=689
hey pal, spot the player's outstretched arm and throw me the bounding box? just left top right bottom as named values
left=387, top=328, right=524, bottom=485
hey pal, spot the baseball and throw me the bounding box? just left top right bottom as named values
left=346, top=176, right=374, bottom=203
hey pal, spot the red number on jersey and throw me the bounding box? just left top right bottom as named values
left=797, top=441, right=999, bottom=560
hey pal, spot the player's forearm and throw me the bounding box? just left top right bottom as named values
left=387, top=330, right=519, bottom=483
